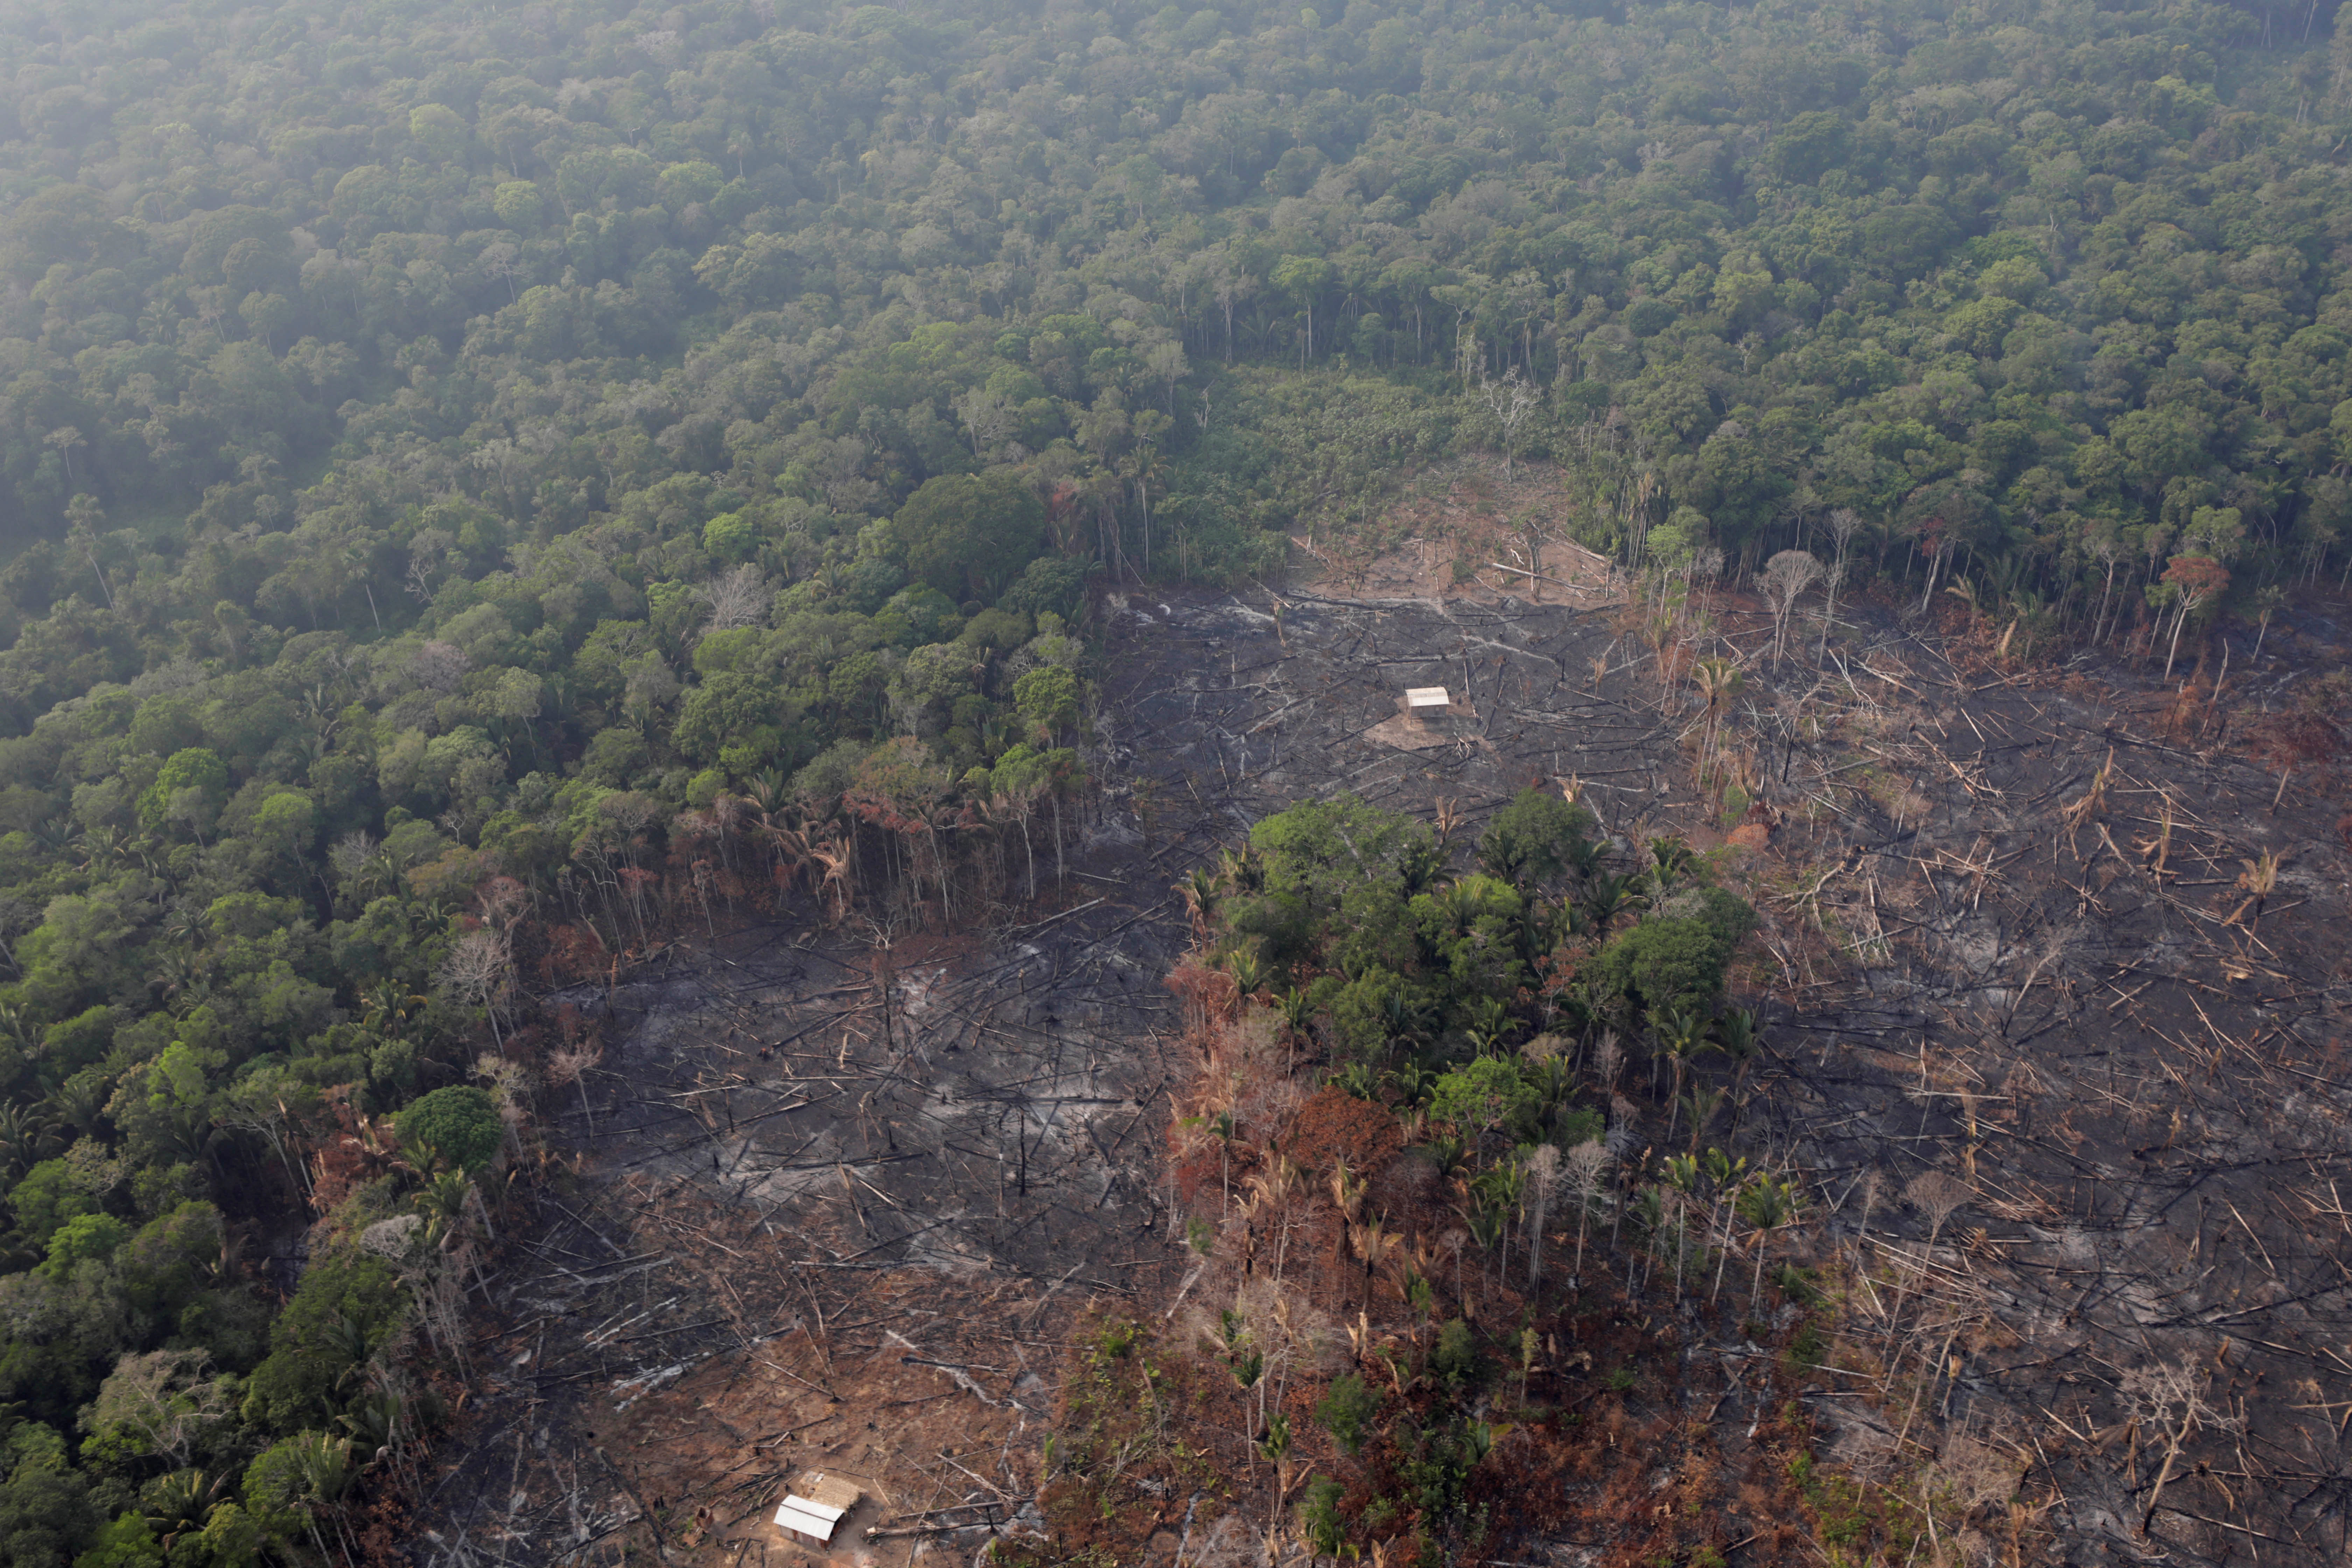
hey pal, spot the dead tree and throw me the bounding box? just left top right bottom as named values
left=1759, top=549, right=1825, bottom=668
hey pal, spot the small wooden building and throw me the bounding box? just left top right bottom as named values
left=1404, top=686, right=1452, bottom=715
left=774, top=1472, right=862, bottom=1547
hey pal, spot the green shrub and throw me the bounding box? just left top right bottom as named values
left=1432, top=1319, right=1480, bottom=1388
left=1313, top=1372, right=1380, bottom=1455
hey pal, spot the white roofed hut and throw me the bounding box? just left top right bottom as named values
left=775, top=1472, right=862, bottom=1547
left=1404, top=686, right=1453, bottom=715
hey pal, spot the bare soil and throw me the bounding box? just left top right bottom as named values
left=1291, top=454, right=1624, bottom=606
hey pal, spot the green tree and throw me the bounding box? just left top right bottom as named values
left=394, top=1085, right=502, bottom=1174
left=1012, top=665, right=1081, bottom=739
left=0, top=1461, right=95, bottom=1568
left=1476, top=786, right=1596, bottom=889
left=1430, top=1057, right=1538, bottom=1144
left=1590, top=888, right=1756, bottom=1014
left=1272, top=255, right=1335, bottom=367
left=891, top=472, right=1046, bottom=602
left=136, top=750, right=229, bottom=838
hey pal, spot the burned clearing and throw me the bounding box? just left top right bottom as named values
left=1687, top=594, right=2352, bottom=1566
left=416, top=572, right=2351, bottom=1568
left=413, top=578, right=1684, bottom=1568
left=403, top=890, right=1192, bottom=1567
left=1088, top=580, right=2352, bottom=1566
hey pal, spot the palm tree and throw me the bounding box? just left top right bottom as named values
left=0, top=1101, right=57, bottom=1180
left=1625, top=1185, right=1665, bottom=1293
left=1276, top=987, right=1315, bottom=1066
left=1257, top=1412, right=1295, bottom=1553
left=1246, top=1154, right=1304, bottom=1283
left=1583, top=871, right=1642, bottom=932
left=1466, top=996, right=1513, bottom=1058
left=361, top=983, right=427, bottom=1040
left=1712, top=1008, right=1761, bottom=1094
left=1328, top=1156, right=1365, bottom=1227
left=1471, top=1160, right=1528, bottom=1286
left=292, top=1430, right=358, bottom=1565
left=1647, top=836, right=1697, bottom=896
left=146, top=1470, right=229, bottom=1552
left=1180, top=1106, right=1239, bottom=1217
left=1678, top=1083, right=1726, bottom=1150
left=2231, top=850, right=2282, bottom=929
left=340, top=1391, right=410, bottom=1480
left=153, top=951, right=207, bottom=1013
left=1127, top=441, right=1168, bottom=573
left=1215, top=844, right=1264, bottom=895
left=1351, top=1218, right=1402, bottom=1315
left=1380, top=988, right=1435, bottom=1054
left=1736, top=1176, right=1800, bottom=1305
left=1432, top=796, right=1467, bottom=862
left=1223, top=947, right=1266, bottom=1000
left=1662, top=1153, right=1701, bottom=1304
left=1175, top=867, right=1219, bottom=938
left=1690, top=657, right=1745, bottom=795
left=1649, top=1004, right=1717, bottom=1136
left=318, top=1312, right=373, bottom=1391
left=415, top=1170, right=492, bottom=1251
left=1216, top=1306, right=1266, bottom=1458
left=1702, top=1147, right=1750, bottom=1304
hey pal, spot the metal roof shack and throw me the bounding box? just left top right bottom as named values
left=774, top=1472, right=862, bottom=1546
left=1404, top=686, right=1452, bottom=714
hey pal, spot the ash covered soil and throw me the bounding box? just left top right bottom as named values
left=414, top=574, right=2352, bottom=1567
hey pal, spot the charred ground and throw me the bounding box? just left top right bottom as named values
left=413, top=556, right=2350, bottom=1568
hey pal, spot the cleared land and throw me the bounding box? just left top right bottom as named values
left=418, top=559, right=2351, bottom=1567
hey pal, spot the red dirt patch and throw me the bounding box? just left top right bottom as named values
left=2244, top=709, right=2342, bottom=768
left=1280, top=1085, right=1406, bottom=1179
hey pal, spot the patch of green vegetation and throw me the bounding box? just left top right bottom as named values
left=1789, top=1450, right=1924, bottom=1559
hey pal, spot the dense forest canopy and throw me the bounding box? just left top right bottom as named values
left=0, top=0, right=2344, bottom=1561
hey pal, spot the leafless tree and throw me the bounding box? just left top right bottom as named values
left=1907, top=1169, right=1971, bottom=1252
left=88, top=1349, right=231, bottom=1467
left=1564, top=1140, right=1610, bottom=1287
left=1689, top=545, right=1726, bottom=617
left=622, top=657, right=681, bottom=726
left=410, top=639, right=469, bottom=695
left=1524, top=1143, right=1560, bottom=1288
left=1478, top=368, right=1542, bottom=476
left=1821, top=508, right=1863, bottom=658
left=405, top=526, right=456, bottom=601
left=475, top=1051, right=534, bottom=1161
left=2121, top=1357, right=2242, bottom=1538
left=1592, top=1032, right=1622, bottom=1090
left=954, top=387, right=1020, bottom=456
left=545, top=1038, right=605, bottom=1136
left=479, top=241, right=526, bottom=301
left=1759, top=549, right=1825, bottom=668
left=438, top=928, right=513, bottom=1051
left=695, top=562, right=769, bottom=637
left=1886, top=1169, right=1972, bottom=1333
left=1854, top=1165, right=1884, bottom=1250
left=328, top=831, right=378, bottom=883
